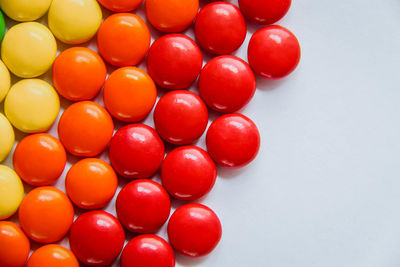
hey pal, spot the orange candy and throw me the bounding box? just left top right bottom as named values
left=65, top=158, right=118, bottom=209
left=97, top=13, right=150, bottom=67
left=13, top=133, right=66, bottom=186
left=0, top=221, right=30, bottom=267
left=52, top=47, right=107, bottom=101
left=26, top=244, right=79, bottom=267
left=146, top=0, right=199, bottom=32
left=103, top=67, right=157, bottom=122
left=98, top=0, right=142, bottom=12
left=18, top=186, right=74, bottom=243
left=58, top=101, right=114, bottom=157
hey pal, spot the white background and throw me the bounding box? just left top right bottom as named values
left=3, top=0, right=400, bottom=266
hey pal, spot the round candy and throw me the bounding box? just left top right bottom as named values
left=97, top=13, right=150, bottom=67
left=1, top=22, right=57, bottom=78
left=69, top=211, right=125, bottom=266
left=19, top=186, right=74, bottom=243
left=52, top=47, right=107, bottom=101
left=0, top=0, right=51, bottom=21
left=154, top=90, right=208, bottom=145
left=98, top=0, right=142, bottom=13
left=0, top=113, right=14, bottom=162
left=206, top=113, right=260, bottom=168
left=147, top=34, right=202, bottom=89
left=195, top=2, right=246, bottom=55
left=0, top=221, right=30, bottom=267
left=109, top=124, right=165, bottom=178
left=168, top=203, right=222, bottom=257
left=0, top=11, right=5, bottom=42
left=248, top=25, right=301, bottom=79
left=198, top=55, right=256, bottom=113
left=65, top=158, right=118, bottom=209
left=162, top=146, right=216, bottom=201
left=4, top=79, right=60, bottom=133
left=145, top=0, right=198, bottom=33
left=48, top=0, right=102, bottom=44
left=103, top=67, right=157, bottom=122
left=27, top=245, right=79, bottom=267
left=58, top=101, right=114, bottom=157
left=13, top=133, right=66, bottom=186
left=121, top=235, right=175, bottom=267
left=239, top=0, right=291, bottom=25
left=116, top=179, right=170, bottom=233
left=0, top=60, right=11, bottom=103
left=0, top=165, right=24, bottom=220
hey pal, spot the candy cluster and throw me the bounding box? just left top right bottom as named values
left=0, top=0, right=300, bottom=266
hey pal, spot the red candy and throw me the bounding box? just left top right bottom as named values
left=168, top=203, right=222, bottom=257
left=206, top=113, right=260, bottom=168
left=116, top=179, right=170, bottom=233
left=162, top=146, right=216, bottom=200
left=154, top=90, right=208, bottom=145
left=198, top=55, right=256, bottom=113
left=121, top=235, right=175, bottom=267
left=69, top=211, right=125, bottom=266
left=248, top=25, right=301, bottom=79
left=147, top=34, right=203, bottom=89
left=98, top=0, right=143, bottom=12
left=238, top=0, right=291, bottom=25
left=195, top=2, right=246, bottom=55
left=109, top=124, right=165, bottom=178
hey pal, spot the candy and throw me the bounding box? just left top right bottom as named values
left=48, top=0, right=102, bottom=44
left=0, top=113, right=14, bottom=162
left=65, top=158, right=118, bottom=209
left=198, top=55, right=256, bottom=113
left=4, top=79, right=60, bottom=133
left=162, top=146, right=217, bottom=201
left=26, top=244, right=79, bottom=267
left=0, top=10, right=5, bottom=41
left=52, top=47, right=107, bottom=101
left=1, top=22, right=57, bottom=78
left=195, top=2, right=246, bottom=55
left=206, top=113, right=260, bottom=168
left=116, top=179, right=171, bottom=233
left=98, top=0, right=143, bottom=12
left=0, top=221, right=30, bottom=267
left=13, top=133, right=66, bottom=186
left=97, top=13, right=150, bottom=67
left=0, top=60, right=10, bottom=103
left=18, top=186, right=74, bottom=243
left=0, top=165, right=24, bottom=220
left=0, top=0, right=52, bottom=22
left=103, top=67, right=157, bottom=122
left=154, top=90, right=208, bottom=145
left=238, top=0, right=291, bottom=25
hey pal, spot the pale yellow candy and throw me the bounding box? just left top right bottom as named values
left=0, top=165, right=24, bottom=220
left=5, top=79, right=60, bottom=133
left=1, top=22, right=57, bottom=78
left=48, top=0, right=102, bottom=44
left=0, top=60, right=10, bottom=102
left=0, top=113, right=14, bottom=162
left=0, top=0, right=52, bottom=22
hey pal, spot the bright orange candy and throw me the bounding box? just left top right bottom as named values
left=13, top=133, right=66, bottom=186
left=65, top=158, right=118, bottom=209
left=98, top=0, right=142, bottom=12
left=18, top=186, right=74, bottom=243
left=58, top=101, right=114, bottom=157
left=0, top=221, right=30, bottom=267
left=97, top=13, right=150, bottom=67
left=26, top=244, right=79, bottom=267
left=103, top=67, right=157, bottom=122
left=146, top=0, right=199, bottom=32
left=52, top=47, right=107, bottom=101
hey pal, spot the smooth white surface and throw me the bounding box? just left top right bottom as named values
left=2, top=0, right=400, bottom=266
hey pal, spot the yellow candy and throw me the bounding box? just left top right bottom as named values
left=48, top=0, right=102, bottom=44
left=0, top=113, right=14, bottom=162
left=1, top=22, right=57, bottom=78
left=0, top=165, right=24, bottom=220
left=0, top=0, right=52, bottom=22
left=4, top=79, right=60, bottom=133
left=0, top=60, right=10, bottom=102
